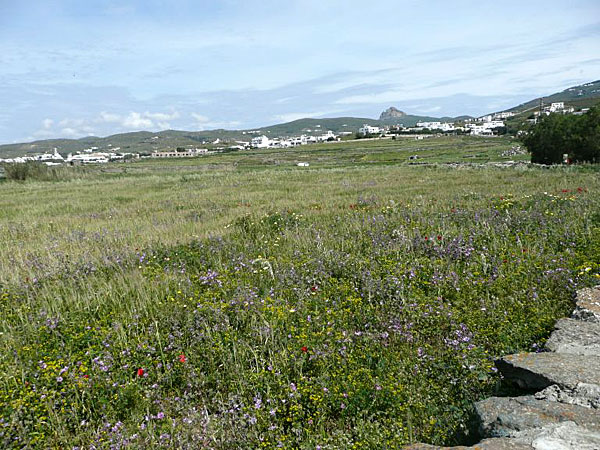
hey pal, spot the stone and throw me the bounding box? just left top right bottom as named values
left=545, top=318, right=600, bottom=356
left=572, top=286, right=600, bottom=323
left=404, top=438, right=533, bottom=449
left=475, top=395, right=600, bottom=438
left=515, top=421, right=600, bottom=450
left=534, top=383, right=600, bottom=409
left=496, top=352, right=600, bottom=392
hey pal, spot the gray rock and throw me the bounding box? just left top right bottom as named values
left=405, top=438, right=533, bottom=449
left=516, top=421, right=600, bottom=450
left=496, top=352, right=600, bottom=392
left=545, top=318, right=600, bottom=356
left=534, top=384, right=600, bottom=409
left=572, top=286, right=600, bottom=323
left=475, top=395, right=600, bottom=438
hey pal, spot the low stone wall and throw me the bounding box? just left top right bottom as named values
left=409, top=285, right=600, bottom=450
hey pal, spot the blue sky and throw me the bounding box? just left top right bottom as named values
left=1, top=0, right=599, bottom=143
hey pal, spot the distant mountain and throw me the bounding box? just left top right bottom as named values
left=379, top=107, right=406, bottom=120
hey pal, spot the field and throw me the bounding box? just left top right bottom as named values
left=1, top=136, right=599, bottom=448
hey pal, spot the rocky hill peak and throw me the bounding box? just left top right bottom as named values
left=379, top=107, right=406, bottom=120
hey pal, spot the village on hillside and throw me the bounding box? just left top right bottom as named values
left=0, top=101, right=592, bottom=166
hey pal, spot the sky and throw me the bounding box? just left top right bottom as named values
left=0, top=0, right=599, bottom=144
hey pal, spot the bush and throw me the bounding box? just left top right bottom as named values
left=523, top=106, right=600, bottom=164
left=2, top=162, right=81, bottom=181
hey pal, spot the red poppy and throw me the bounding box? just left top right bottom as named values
left=424, top=236, right=429, bottom=241
left=437, top=235, right=442, bottom=241
left=301, top=346, right=308, bottom=353
left=83, top=374, right=89, bottom=379
left=137, top=368, right=144, bottom=377
left=178, top=354, right=186, bottom=363
left=577, top=187, right=584, bottom=192
left=311, top=285, right=318, bottom=292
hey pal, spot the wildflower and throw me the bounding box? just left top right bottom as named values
left=178, top=354, right=186, bottom=363
left=437, top=235, right=442, bottom=241
left=137, top=368, right=145, bottom=377
left=301, top=346, right=308, bottom=353
left=156, top=412, right=165, bottom=419
left=56, top=376, right=63, bottom=383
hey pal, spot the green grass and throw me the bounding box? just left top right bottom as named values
left=0, top=136, right=598, bottom=448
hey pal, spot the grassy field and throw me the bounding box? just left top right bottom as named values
left=0, top=136, right=599, bottom=448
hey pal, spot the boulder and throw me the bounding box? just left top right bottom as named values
left=545, top=318, right=600, bottom=356
left=496, top=352, right=600, bottom=392
left=475, top=395, right=600, bottom=438
left=404, top=438, right=533, bottom=449
left=572, top=286, right=600, bottom=323
left=516, top=421, right=600, bottom=450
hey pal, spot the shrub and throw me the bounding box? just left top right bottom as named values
left=523, top=106, right=600, bottom=164
left=2, top=162, right=82, bottom=181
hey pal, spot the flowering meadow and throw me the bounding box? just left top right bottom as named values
left=0, top=141, right=599, bottom=448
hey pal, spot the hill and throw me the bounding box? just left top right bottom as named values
left=503, top=80, right=600, bottom=115
left=0, top=114, right=469, bottom=158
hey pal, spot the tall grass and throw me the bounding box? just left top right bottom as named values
left=1, top=162, right=89, bottom=182
left=0, top=138, right=598, bottom=448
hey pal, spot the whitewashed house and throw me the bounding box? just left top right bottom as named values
left=251, top=135, right=271, bottom=148
left=358, top=124, right=382, bottom=135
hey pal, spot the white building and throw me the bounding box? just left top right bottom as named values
left=416, top=121, right=456, bottom=132
left=250, top=135, right=271, bottom=148
left=493, top=112, right=515, bottom=119
left=150, top=148, right=208, bottom=158
left=549, top=102, right=564, bottom=112
left=358, top=124, right=382, bottom=135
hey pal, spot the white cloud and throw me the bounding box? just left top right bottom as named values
left=122, top=112, right=153, bottom=129
left=99, top=111, right=121, bottom=122
left=60, top=127, right=79, bottom=137
left=191, top=113, right=209, bottom=123
left=42, top=118, right=53, bottom=129
left=59, top=118, right=85, bottom=127
left=271, top=111, right=333, bottom=122
left=145, top=111, right=180, bottom=121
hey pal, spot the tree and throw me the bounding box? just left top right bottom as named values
left=572, top=106, right=600, bottom=163
left=521, top=106, right=600, bottom=165
left=522, top=114, right=570, bottom=164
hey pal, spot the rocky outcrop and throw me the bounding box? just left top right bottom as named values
left=379, top=107, right=406, bottom=121
left=545, top=318, right=600, bottom=356
left=408, top=285, right=600, bottom=450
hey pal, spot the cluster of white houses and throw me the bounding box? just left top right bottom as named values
left=0, top=148, right=138, bottom=165
left=536, top=102, right=576, bottom=116
left=249, top=130, right=338, bottom=148
left=359, top=115, right=507, bottom=137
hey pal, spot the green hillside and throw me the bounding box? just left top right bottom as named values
left=505, top=80, right=600, bottom=114
left=0, top=115, right=469, bottom=158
